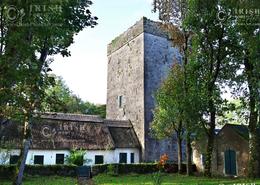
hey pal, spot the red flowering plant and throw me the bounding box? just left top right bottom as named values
left=157, top=154, right=169, bottom=172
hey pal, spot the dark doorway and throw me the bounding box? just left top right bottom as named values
left=224, top=149, right=237, bottom=176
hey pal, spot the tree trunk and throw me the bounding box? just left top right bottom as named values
left=186, top=131, right=192, bottom=175
left=244, top=53, right=259, bottom=178
left=13, top=117, right=32, bottom=185
left=204, top=101, right=216, bottom=177
left=257, top=125, right=260, bottom=178
left=177, top=134, right=183, bottom=173
left=13, top=139, right=31, bottom=185
left=247, top=98, right=259, bottom=178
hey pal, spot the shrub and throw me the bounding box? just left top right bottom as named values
left=0, top=165, right=77, bottom=179
left=0, top=165, right=17, bottom=180
left=65, top=149, right=90, bottom=166
left=151, top=171, right=163, bottom=185
left=107, top=164, right=118, bottom=176
left=157, top=154, right=169, bottom=172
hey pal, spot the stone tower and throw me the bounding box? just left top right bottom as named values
left=106, top=17, right=182, bottom=162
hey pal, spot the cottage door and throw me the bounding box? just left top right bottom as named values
left=224, top=149, right=237, bottom=176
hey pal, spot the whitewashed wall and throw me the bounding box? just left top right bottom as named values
left=114, top=148, right=140, bottom=164
left=85, top=148, right=140, bottom=165
left=0, top=148, right=140, bottom=165
left=26, top=150, right=70, bottom=165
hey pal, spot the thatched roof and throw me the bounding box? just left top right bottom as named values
left=0, top=113, right=140, bottom=150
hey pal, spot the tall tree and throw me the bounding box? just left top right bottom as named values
left=184, top=0, right=238, bottom=176
left=153, top=0, right=196, bottom=175
left=231, top=1, right=260, bottom=176
left=152, top=64, right=185, bottom=173
left=0, top=0, right=97, bottom=184
left=42, top=76, right=106, bottom=118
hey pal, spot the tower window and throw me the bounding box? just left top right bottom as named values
left=118, top=95, right=123, bottom=108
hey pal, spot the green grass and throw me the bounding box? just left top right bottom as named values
left=1, top=174, right=260, bottom=185
left=93, top=173, right=260, bottom=185
left=0, top=176, right=76, bottom=185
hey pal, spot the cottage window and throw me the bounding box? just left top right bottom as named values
left=119, top=153, right=127, bottom=163
left=34, top=155, right=44, bottom=165
left=130, top=153, right=135, bottom=163
left=95, top=155, right=104, bottom=164
left=10, top=155, right=19, bottom=164
left=56, top=154, right=65, bottom=164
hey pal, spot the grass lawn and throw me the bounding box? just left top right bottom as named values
left=1, top=174, right=260, bottom=185
left=93, top=173, right=260, bottom=185
left=0, top=176, right=76, bottom=185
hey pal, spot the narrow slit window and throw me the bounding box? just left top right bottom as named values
left=118, top=95, right=123, bottom=108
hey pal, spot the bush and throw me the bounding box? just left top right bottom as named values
left=107, top=164, right=118, bottom=176
left=92, top=163, right=196, bottom=176
left=0, top=165, right=77, bottom=179
left=0, top=165, right=17, bottom=180
left=0, top=163, right=197, bottom=179
left=65, top=149, right=86, bottom=166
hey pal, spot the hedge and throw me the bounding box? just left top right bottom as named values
left=0, top=165, right=77, bottom=179
left=0, top=163, right=197, bottom=179
left=92, top=163, right=197, bottom=176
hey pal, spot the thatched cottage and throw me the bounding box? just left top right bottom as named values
left=0, top=113, right=140, bottom=165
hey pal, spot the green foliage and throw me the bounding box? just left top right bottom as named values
left=1, top=176, right=76, bottom=185
left=107, top=164, right=118, bottom=176
left=151, top=171, right=163, bottom=185
left=218, top=99, right=249, bottom=125
left=42, top=76, right=106, bottom=117
left=0, top=1, right=98, bottom=182
left=0, top=165, right=77, bottom=179
left=92, top=163, right=193, bottom=176
left=65, top=149, right=89, bottom=166
left=152, top=0, right=260, bottom=178
left=93, top=173, right=260, bottom=185
left=151, top=64, right=185, bottom=139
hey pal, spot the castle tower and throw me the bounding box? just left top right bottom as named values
left=106, top=17, right=182, bottom=162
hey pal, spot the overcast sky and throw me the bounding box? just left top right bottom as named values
left=50, top=0, right=159, bottom=104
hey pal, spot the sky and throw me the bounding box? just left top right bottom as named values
left=50, top=0, right=159, bottom=104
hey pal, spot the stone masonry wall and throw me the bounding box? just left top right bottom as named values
left=144, top=32, right=182, bottom=161
left=106, top=33, right=145, bottom=151
left=107, top=17, right=183, bottom=162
